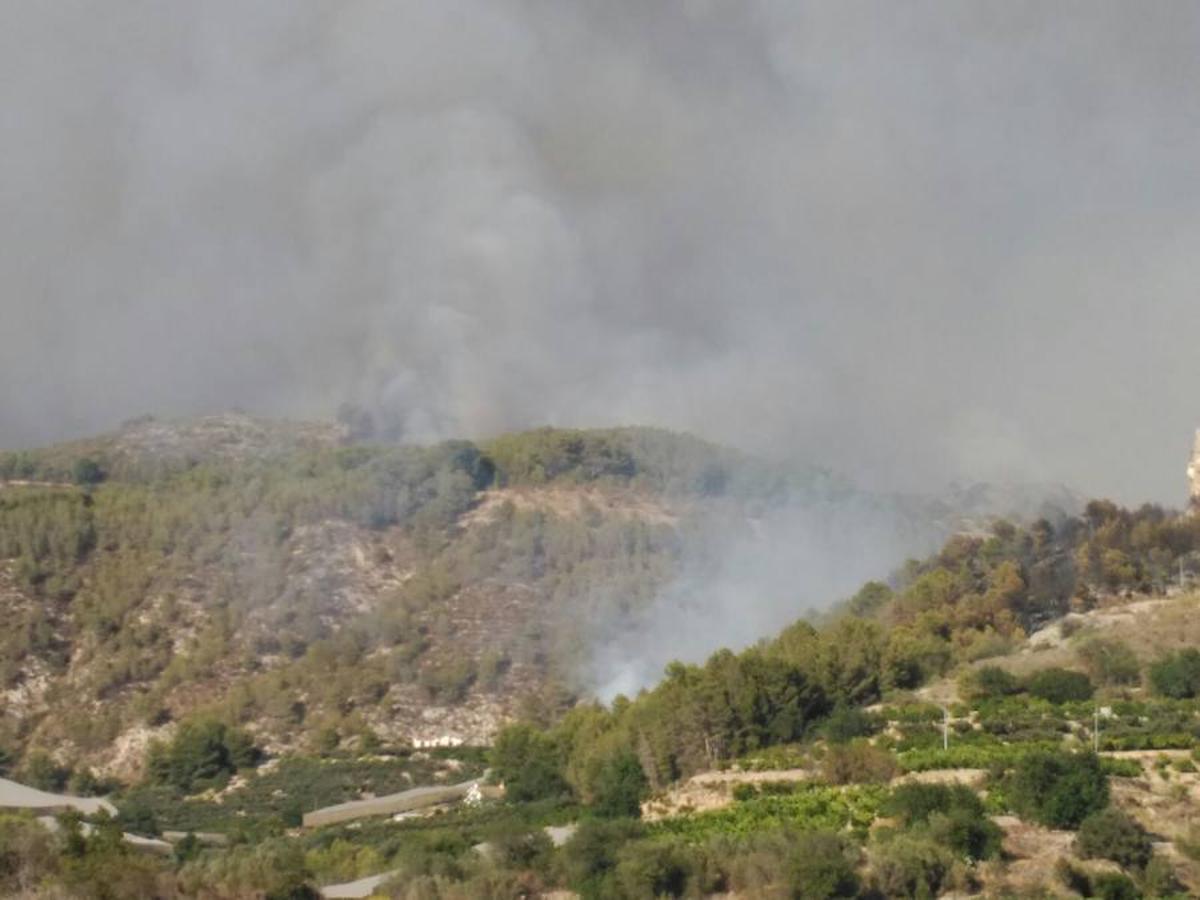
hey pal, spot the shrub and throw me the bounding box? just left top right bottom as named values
left=1056, top=858, right=1092, bottom=896
left=1075, top=807, right=1153, bottom=871
left=869, top=834, right=955, bottom=899
left=0, top=813, right=60, bottom=894
left=561, top=819, right=644, bottom=898
left=146, top=719, right=260, bottom=792
left=927, top=810, right=1003, bottom=862
left=591, top=751, right=648, bottom=819
left=418, top=658, right=477, bottom=704
left=782, top=831, right=861, bottom=899
left=1026, top=667, right=1094, bottom=703
left=489, top=829, right=554, bottom=873
left=1077, top=638, right=1141, bottom=687
left=821, top=741, right=898, bottom=785
left=115, top=796, right=160, bottom=837
left=884, top=783, right=985, bottom=826
left=1056, top=859, right=1141, bottom=900
left=1174, top=824, right=1200, bottom=862
left=19, top=751, right=70, bottom=792
left=314, top=727, right=340, bottom=756
left=1090, top=871, right=1140, bottom=900
left=71, top=457, right=106, bottom=486
left=883, top=782, right=1002, bottom=862
left=960, top=665, right=1021, bottom=701
left=178, top=837, right=317, bottom=899
left=614, top=837, right=698, bottom=899
left=1149, top=649, right=1200, bottom=699
left=1141, top=854, right=1182, bottom=897
left=487, top=724, right=571, bottom=806
left=821, top=706, right=882, bottom=744
left=1009, top=750, right=1109, bottom=828
left=490, top=724, right=570, bottom=804
left=731, top=783, right=758, bottom=803
left=1100, top=758, right=1143, bottom=778
left=67, top=768, right=113, bottom=797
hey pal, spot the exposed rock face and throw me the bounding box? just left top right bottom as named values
left=1190, top=430, right=1200, bottom=512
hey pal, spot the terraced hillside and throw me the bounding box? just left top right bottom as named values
left=3, top=466, right=1199, bottom=897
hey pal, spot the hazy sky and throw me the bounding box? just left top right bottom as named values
left=3, top=1, right=1200, bottom=504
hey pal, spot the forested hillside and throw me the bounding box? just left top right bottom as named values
left=3, top=420, right=1200, bottom=897
left=0, top=414, right=1083, bottom=781
left=0, top=415, right=879, bottom=774
left=501, top=498, right=1200, bottom=799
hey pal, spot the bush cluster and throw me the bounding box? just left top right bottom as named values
left=146, top=719, right=260, bottom=792
left=1008, top=750, right=1109, bottom=828
left=1149, top=648, right=1200, bottom=699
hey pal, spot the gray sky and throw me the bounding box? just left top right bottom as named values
left=3, top=1, right=1199, bottom=504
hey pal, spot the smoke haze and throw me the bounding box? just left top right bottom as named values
left=4, top=2, right=1200, bottom=504
left=586, top=494, right=937, bottom=700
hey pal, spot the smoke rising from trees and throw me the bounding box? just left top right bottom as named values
left=4, top=2, right=1200, bottom=503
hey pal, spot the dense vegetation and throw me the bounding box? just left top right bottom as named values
left=6, top=420, right=1200, bottom=896
left=5, top=423, right=848, bottom=762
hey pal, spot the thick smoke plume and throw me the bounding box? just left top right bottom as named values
left=5, top=2, right=1200, bottom=504
left=586, top=494, right=937, bottom=700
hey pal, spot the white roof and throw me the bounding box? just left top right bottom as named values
left=0, top=777, right=116, bottom=816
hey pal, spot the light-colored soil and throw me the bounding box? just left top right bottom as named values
left=461, top=486, right=680, bottom=529
left=918, top=591, right=1200, bottom=703
left=642, top=768, right=813, bottom=821
left=990, top=815, right=1117, bottom=894
left=1108, top=754, right=1200, bottom=844
left=894, top=768, right=988, bottom=788
left=544, top=824, right=578, bottom=847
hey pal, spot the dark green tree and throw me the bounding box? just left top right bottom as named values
left=1010, top=750, right=1109, bottom=828
left=783, top=831, right=862, bottom=899
left=1026, top=667, right=1094, bottom=703
left=561, top=819, right=644, bottom=899
left=20, top=751, right=70, bottom=792
left=821, top=705, right=882, bottom=744
left=960, top=665, right=1022, bottom=701
left=71, top=457, right=105, bottom=486
left=1149, top=648, right=1200, bottom=699
left=591, top=750, right=648, bottom=819
left=614, top=837, right=697, bottom=898
left=146, top=719, right=259, bottom=792
left=490, top=724, right=570, bottom=803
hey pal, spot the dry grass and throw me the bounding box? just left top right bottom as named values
left=641, top=767, right=814, bottom=821
left=461, top=485, right=681, bottom=529
left=920, top=591, right=1200, bottom=701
